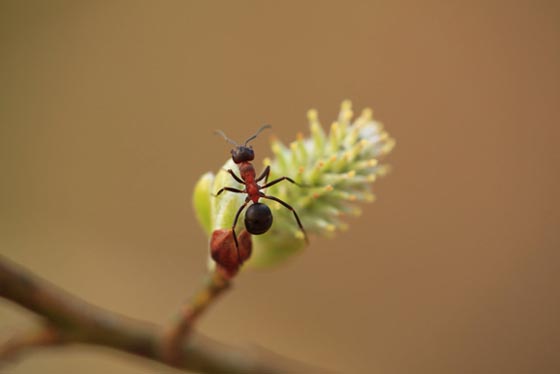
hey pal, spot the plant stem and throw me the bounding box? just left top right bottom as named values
left=0, top=255, right=324, bottom=373
left=161, top=271, right=230, bottom=364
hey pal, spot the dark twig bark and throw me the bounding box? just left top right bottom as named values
left=0, top=255, right=323, bottom=373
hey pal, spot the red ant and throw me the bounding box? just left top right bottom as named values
left=214, top=125, right=308, bottom=258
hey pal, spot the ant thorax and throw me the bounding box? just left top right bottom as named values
left=238, top=163, right=256, bottom=180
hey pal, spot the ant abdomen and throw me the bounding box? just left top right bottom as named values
left=244, top=203, right=273, bottom=235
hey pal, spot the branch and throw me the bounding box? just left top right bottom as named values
left=0, top=325, right=61, bottom=363
left=161, top=271, right=230, bottom=364
left=0, top=255, right=324, bottom=373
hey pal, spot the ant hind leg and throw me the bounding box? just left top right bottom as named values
left=231, top=200, right=249, bottom=260
left=260, top=194, right=308, bottom=244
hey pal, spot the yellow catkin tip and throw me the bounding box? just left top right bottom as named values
left=381, top=144, right=393, bottom=155
left=331, top=121, right=339, bottom=132
left=290, top=142, right=297, bottom=150
left=367, top=174, right=377, bottom=182
left=368, top=159, right=378, bottom=167
left=360, top=139, right=369, bottom=147
left=325, top=185, right=334, bottom=192
left=347, top=170, right=356, bottom=178
left=343, top=110, right=353, bottom=121
left=341, top=100, right=352, bottom=111
left=307, top=109, right=318, bottom=121
left=362, top=108, right=373, bottom=119
left=326, top=224, right=336, bottom=232
left=295, top=231, right=305, bottom=239
left=272, top=142, right=281, bottom=153
left=263, top=157, right=271, bottom=166
left=365, top=194, right=376, bottom=202
left=377, top=165, right=389, bottom=176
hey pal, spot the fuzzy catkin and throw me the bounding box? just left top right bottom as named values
left=193, top=101, right=395, bottom=269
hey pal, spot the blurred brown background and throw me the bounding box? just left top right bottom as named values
left=1, top=1, right=559, bottom=373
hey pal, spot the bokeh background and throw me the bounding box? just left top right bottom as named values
left=1, top=1, right=559, bottom=373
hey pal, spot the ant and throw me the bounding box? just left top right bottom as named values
left=214, top=125, right=308, bottom=259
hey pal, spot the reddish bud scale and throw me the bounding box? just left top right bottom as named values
left=210, top=229, right=252, bottom=278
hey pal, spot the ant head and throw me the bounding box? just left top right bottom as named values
left=231, top=145, right=255, bottom=163
left=215, top=124, right=271, bottom=164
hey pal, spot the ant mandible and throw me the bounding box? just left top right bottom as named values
left=214, top=125, right=308, bottom=258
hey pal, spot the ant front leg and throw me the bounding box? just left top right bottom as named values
left=256, top=165, right=270, bottom=184
left=260, top=193, right=309, bottom=244
left=214, top=187, right=244, bottom=197
left=226, top=169, right=245, bottom=185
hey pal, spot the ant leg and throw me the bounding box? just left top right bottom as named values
left=214, top=187, right=244, bottom=197
left=256, top=165, right=270, bottom=183
left=232, top=200, right=250, bottom=260
left=261, top=194, right=309, bottom=244
left=260, top=176, right=301, bottom=189
left=226, top=169, right=245, bottom=184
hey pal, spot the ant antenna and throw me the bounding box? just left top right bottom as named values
left=214, top=130, right=239, bottom=146
left=244, top=124, right=271, bottom=145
